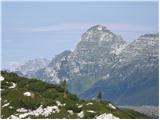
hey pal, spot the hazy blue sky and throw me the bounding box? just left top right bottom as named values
left=1, top=1, right=158, bottom=69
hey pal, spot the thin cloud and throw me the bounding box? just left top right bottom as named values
left=15, top=23, right=157, bottom=33
left=107, top=23, right=157, bottom=32
left=15, top=23, right=91, bottom=32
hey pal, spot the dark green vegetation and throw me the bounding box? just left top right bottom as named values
left=1, top=71, right=150, bottom=119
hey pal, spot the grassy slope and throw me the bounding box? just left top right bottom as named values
left=1, top=71, right=150, bottom=119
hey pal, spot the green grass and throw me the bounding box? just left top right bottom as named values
left=1, top=71, right=150, bottom=119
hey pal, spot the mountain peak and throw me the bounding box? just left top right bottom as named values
left=131, top=32, right=159, bottom=46
left=87, top=25, right=111, bottom=33
left=80, top=25, right=116, bottom=43
left=139, top=33, right=159, bottom=39
left=90, top=25, right=108, bottom=30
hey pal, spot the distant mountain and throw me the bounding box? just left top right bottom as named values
left=12, top=25, right=159, bottom=106
left=9, top=58, right=50, bottom=76
left=33, top=51, right=71, bottom=84
left=1, top=71, right=150, bottom=119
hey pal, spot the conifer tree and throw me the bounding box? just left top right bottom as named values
left=96, top=91, right=102, bottom=101
left=61, top=79, right=67, bottom=98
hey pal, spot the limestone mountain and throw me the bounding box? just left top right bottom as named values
left=80, top=33, right=159, bottom=106
left=33, top=25, right=127, bottom=95
left=66, top=25, right=127, bottom=94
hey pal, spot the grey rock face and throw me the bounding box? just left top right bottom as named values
left=33, top=25, right=127, bottom=93
left=66, top=25, right=127, bottom=94
left=34, top=50, right=71, bottom=84
left=80, top=33, right=159, bottom=106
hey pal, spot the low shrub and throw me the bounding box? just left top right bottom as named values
left=18, top=97, right=41, bottom=110
left=65, top=102, right=81, bottom=113
left=25, top=81, right=48, bottom=92
left=83, top=111, right=95, bottom=119
left=41, top=98, right=56, bottom=107
left=68, top=94, right=79, bottom=101
left=42, top=90, right=58, bottom=99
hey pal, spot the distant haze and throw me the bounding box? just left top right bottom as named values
left=1, top=1, right=158, bottom=69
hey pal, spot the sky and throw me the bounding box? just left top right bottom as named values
left=1, top=1, right=159, bottom=69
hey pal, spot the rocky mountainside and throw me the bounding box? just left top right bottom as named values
left=1, top=71, right=149, bottom=119
left=33, top=25, right=127, bottom=94
left=12, top=25, right=159, bottom=106
left=80, top=33, right=159, bottom=106
left=33, top=50, right=71, bottom=84
left=66, top=25, right=127, bottom=94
